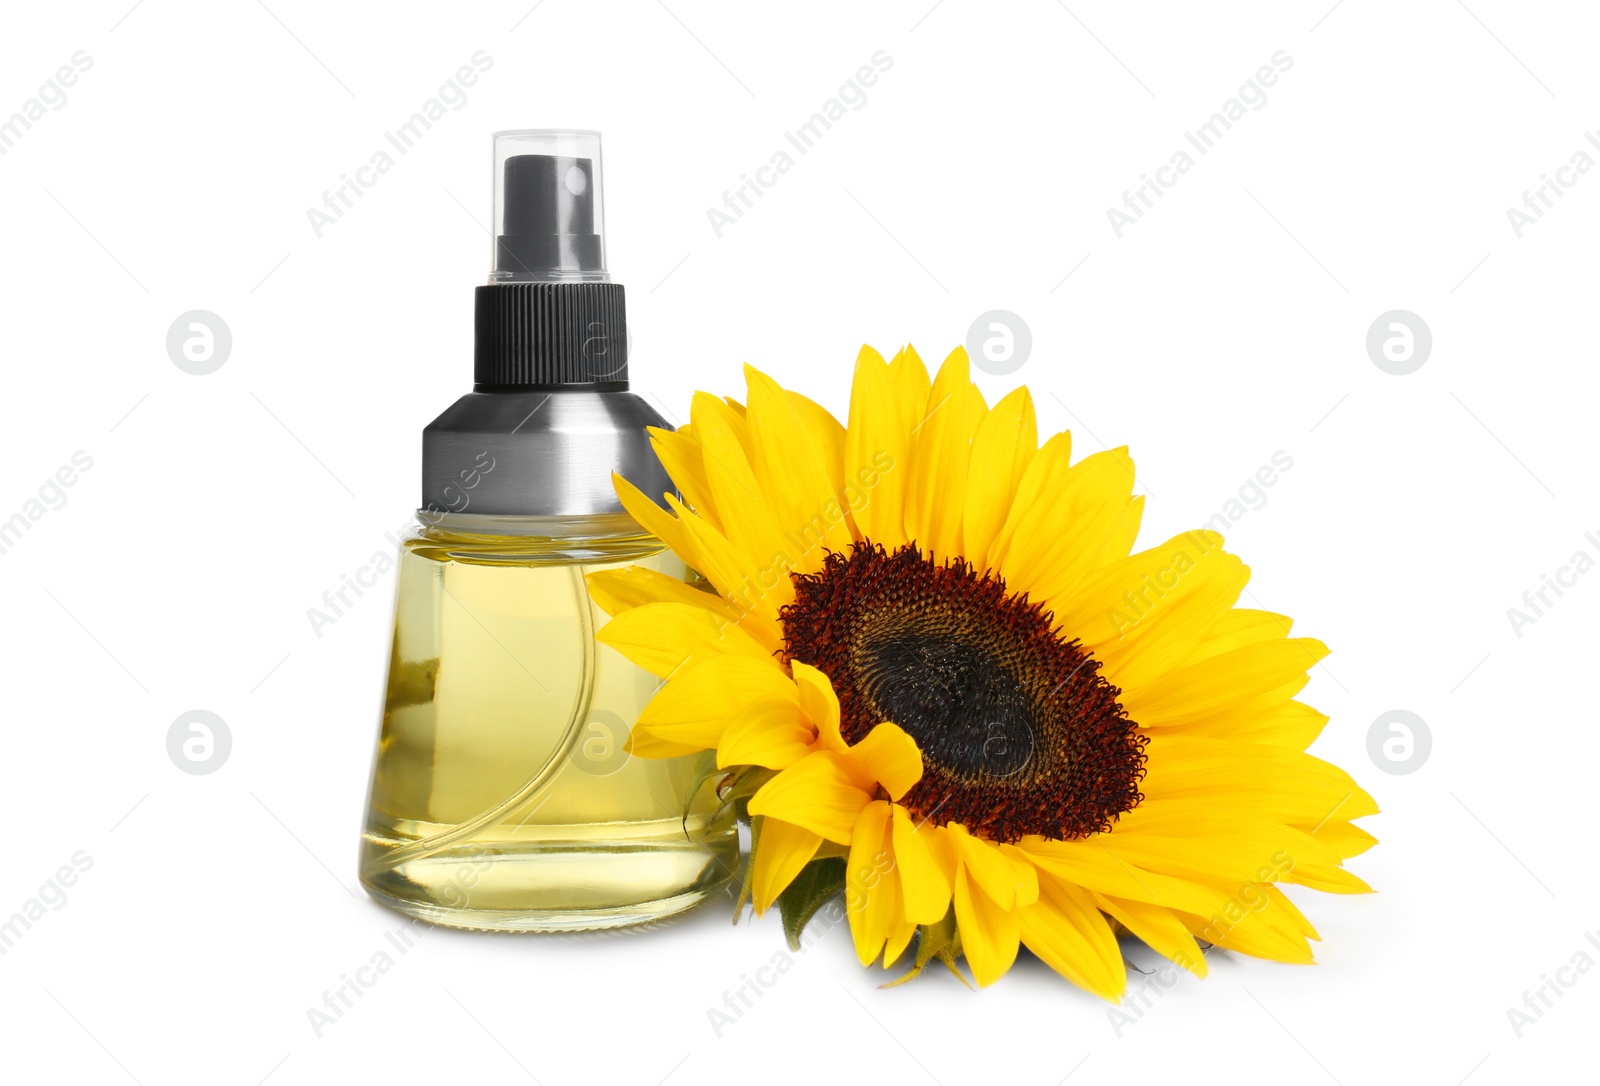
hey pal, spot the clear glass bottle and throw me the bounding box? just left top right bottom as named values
left=357, top=132, right=737, bottom=931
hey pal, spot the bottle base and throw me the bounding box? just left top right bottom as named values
left=358, top=820, right=737, bottom=934
left=361, top=883, right=723, bottom=934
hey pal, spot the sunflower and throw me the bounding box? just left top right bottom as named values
left=588, top=345, right=1376, bottom=998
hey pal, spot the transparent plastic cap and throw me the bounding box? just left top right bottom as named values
left=490, top=130, right=609, bottom=284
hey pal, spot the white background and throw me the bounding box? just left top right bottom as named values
left=1, top=1, right=1594, bottom=1083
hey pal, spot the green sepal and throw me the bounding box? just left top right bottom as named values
left=680, top=749, right=720, bottom=836
left=776, top=856, right=847, bottom=951
left=722, top=766, right=781, bottom=924
left=733, top=814, right=762, bottom=923
left=715, top=764, right=776, bottom=821
left=882, top=906, right=971, bottom=989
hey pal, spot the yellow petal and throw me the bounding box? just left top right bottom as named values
left=1030, top=845, right=1313, bottom=967
left=845, top=345, right=909, bottom=547
left=1139, top=736, right=1380, bottom=824
left=884, top=917, right=918, bottom=969
left=1018, top=876, right=1126, bottom=1000
left=953, top=865, right=1020, bottom=988
left=887, top=344, right=931, bottom=426
left=1284, top=862, right=1373, bottom=895
left=747, top=752, right=873, bottom=845
left=1177, top=881, right=1318, bottom=964
left=1261, top=883, right=1320, bottom=940
left=626, top=727, right=704, bottom=760
left=846, top=801, right=898, bottom=966
left=1126, top=638, right=1331, bottom=728
left=1303, top=819, right=1379, bottom=860
left=668, top=493, right=790, bottom=639
left=986, top=430, right=1071, bottom=572
left=1092, top=892, right=1209, bottom=978
left=999, top=446, right=1143, bottom=602
left=792, top=661, right=845, bottom=752
left=586, top=565, right=744, bottom=625
left=1016, top=837, right=1228, bottom=915
left=791, top=664, right=922, bottom=799
left=962, top=386, right=1037, bottom=571
left=687, top=391, right=790, bottom=572
left=636, top=654, right=796, bottom=748
left=752, top=818, right=823, bottom=914
left=848, top=722, right=923, bottom=801
left=743, top=366, right=854, bottom=563
left=716, top=700, right=816, bottom=770
left=1083, top=549, right=1252, bottom=698
left=946, top=823, right=1020, bottom=909
left=1087, top=826, right=1338, bottom=888
left=648, top=426, right=718, bottom=529
left=1111, top=804, right=1355, bottom=879
left=1163, top=699, right=1329, bottom=750
left=614, top=472, right=693, bottom=567
left=891, top=805, right=952, bottom=924
left=1048, top=529, right=1226, bottom=650
left=1197, top=608, right=1293, bottom=656
left=997, top=843, right=1041, bottom=908
left=904, top=348, right=986, bottom=559
left=596, top=601, right=768, bottom=679
left=786, top=387, right=847, bottom=514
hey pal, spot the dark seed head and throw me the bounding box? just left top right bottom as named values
left=780, top=543, right=1146, bottom=843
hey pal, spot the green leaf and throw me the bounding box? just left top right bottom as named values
left=680, top=749, right=720, bottom=836
left=777, top=856, right=847, bottom=951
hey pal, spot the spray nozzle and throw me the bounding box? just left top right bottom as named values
left=490, top=130, right=609, bottom=283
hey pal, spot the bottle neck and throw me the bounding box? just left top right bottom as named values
left=414, top=510, right=651, bottom=539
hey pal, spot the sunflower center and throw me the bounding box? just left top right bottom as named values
left=780, top=542, right=1147, bottom=843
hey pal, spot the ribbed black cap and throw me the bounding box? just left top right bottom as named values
left=474, top=281, right=628, bottom=389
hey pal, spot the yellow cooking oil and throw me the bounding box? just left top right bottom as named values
left=358, top=515, right=738, bottom=931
